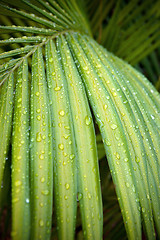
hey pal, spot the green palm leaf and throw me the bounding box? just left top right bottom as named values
left=0, top=1, right=160, bottom=239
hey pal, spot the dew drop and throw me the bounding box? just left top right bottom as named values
left=135, top=156, right=140, bottom=163
left=41, top=190, right=49, bottom=195
left=65, top=183, right=70, bottom=190
left=103, top=104, right=108, bottom=110
left=17, top=98, right=22, bottom=103
left=59, top=110, right=65, bottom=116
left=63, top=134, right=69, bottom=139
left=39, top=154, right=44, bottom=160
left=124, top=157, right=129, bottom=162
left=54, top=86, right=62, bottom=91
left=132, top=185, right=136, bottom=192
left=15, top=180, right=22, bottom=187
left=12, top=198, right=19, bottom=203
left=39, top=219, right=44, bottom=227
left=142, top=207, right=145, bottom=213
left=69, top=154, right=75, bottom=160
left=35, top=92, right=40, bottom=97
left=77, top=192, right=83, bottom=201
left=111, top=124, right=117, bottom=130
left=36, top=109, right=41, bottom=113
left=42, top=135, right=46, bottom=140
left=36, top=132, right=42, bottom=142
left=40, top=177, right=45, bottom=183
left=64, top=195, right=68, bottom=200
left=83, top=66, right=88, bottom=71
left=125, top=182, right=130, bottom=188
left=58, top=143, right=64, bottom=150
left=85, top=116, right=92, bottom=126
left=105, top=140, right=111, bottom=146
left=116, top=152, right=120, bottom=159
left=87, top=192, right=92, bottom=199
left=37, top=115, right=41, bottom=121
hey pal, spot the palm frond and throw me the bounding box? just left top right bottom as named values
left=87, top=0, right=160, bottom=66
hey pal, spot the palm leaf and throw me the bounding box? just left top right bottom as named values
left=0, top=1, right=160, bottom=239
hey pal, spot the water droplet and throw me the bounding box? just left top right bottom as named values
left=77, top=192, right=83, bottom=201
left=59, top=110, right=65, bottom=116
left=36, top=109, right=41, bottom=113
left=132, top=186, right=136, bottom=192
left=64, top=126, right=70, bottom=130
left=65, top=183, right=70, bottom=190
left=41, top=190, right=49, bottom=195
left=37, top=115, right=41, bottom=121
left=63, top=161, right=67, bottom=166
left=87, top=224, right=91, bottom=228
left=36, top=132, right=42, bottom=142
left=54, top=86, right=62, bottom=91
left=83, top=66, right=88, bottom=71
left=125, top=182, right=130, bottom=188
left=17, top=98, right=22, bottom=103
left=135, top=156, right=140, bottom=163
left=124, top=157, right=129, bottom=162
left=63, top=134, right=69, bottom=139
left=42, top=135, right=46, bottom=140
left=105, top=140, right=111, bottom=146
left=40, top=177, right=45, bottom=183
left=64, top=195, right=68, bottom=200
left=39, top=154, right=44, bottom=160
left=39, top=219, right=44, bottom=227
left=85, top=116, right=92, bottom=126
left=26, top=198, right=30, bottom=203
left=142, top=207, right=145, bottom=213
left=58, top=122, right=62, bottom=128
left=116, top=152, right=120, bottom=159
left=69, top=154, right=75, bottom=160
left=103, top=104, right=108, bottom=110
left=58, top=143, right=64, bottom=150
left=88, top=192, right=92, bottom=199
left=35, top=92, right=40, bottom=97
left=17, top=104, right=21, bottom=108
left=111, top=124, right=117, bottom=130
left=15, top=180, right=22, bottom=187
left=49, top=58, right=53, bottom=63
left=12, top=198, right=19, bottom=203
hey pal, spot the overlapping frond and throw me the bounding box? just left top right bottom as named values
left=85, top=0, right=160, bottom=66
